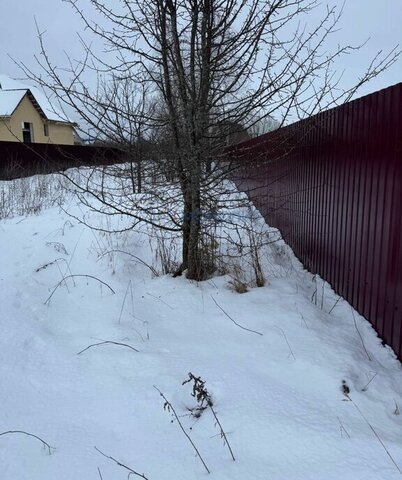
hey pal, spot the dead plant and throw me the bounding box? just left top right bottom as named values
left=183, top=373, right=235, bottom=461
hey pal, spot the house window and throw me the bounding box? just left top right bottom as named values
left=22, top=122, right=33, bottom=143
left=44, top=123, right=49, bottom=136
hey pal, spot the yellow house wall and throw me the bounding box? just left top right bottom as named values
left=48, top=123, right=75, bottom=145
left=10, top=95, right=47, bottom=143
left=0, top=117, right=13, bottom=142
left=0, top=94, right=74, bottom=145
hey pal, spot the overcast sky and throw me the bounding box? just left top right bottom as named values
left=0, top=0, right=401, bottom=100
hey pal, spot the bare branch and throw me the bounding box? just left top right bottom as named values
left=44, top=274, right=115, bottom=305
left=77, top=340, right=139, bottom=355
left=95, top=446, right=150, bottom=479
left=153, top=385, right=210, bottom=474
left=0, top=430, right=55, bottom=455
left=351, top=307, right=372, bottom=362
left=352, top=400, right=402, bottom=476
left=210, top=294, right=263, bottom=336
left=97, top=249, right=158, bottom=276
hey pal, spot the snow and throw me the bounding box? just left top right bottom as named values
left=1, top=171, right=402, bottom=479
left=0, top=74, right=70, bottom=122
left=0, top=74, right=31, bottom=91
left=0, top=89, right=27, bottom=116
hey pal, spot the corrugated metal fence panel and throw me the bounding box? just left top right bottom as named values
left=228, top=83, right=402, bottom=360
left=0, top=141, right=124, bottom=180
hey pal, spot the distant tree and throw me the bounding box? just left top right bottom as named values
left=248, top=115, right=280, bottom=138
left=21, top=0, right=399, bottom=279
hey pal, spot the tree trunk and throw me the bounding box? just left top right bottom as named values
left=136, top=159, right=142, bottom=193
left=174, top=155, right=204, bottom=280
left=186, top=204, right=201, bottom=279
left=186, top=158, right=202, bottom=280
left=181, top=197, right=191, bottom=271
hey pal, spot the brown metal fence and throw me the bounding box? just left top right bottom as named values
left=0, top=141, right=124, bottom=180
left=228, top=83, right=402, bottom=359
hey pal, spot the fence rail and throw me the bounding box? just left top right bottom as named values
left=228, top=83, right=402, bottom=359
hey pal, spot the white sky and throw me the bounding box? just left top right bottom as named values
left=0, top=0, right=401, bottom=99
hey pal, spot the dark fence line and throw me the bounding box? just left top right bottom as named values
left=227, top=83, right=402, bottom=360
left=0, top=141, right=125, bottom=180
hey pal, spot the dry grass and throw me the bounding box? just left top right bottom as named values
left=0, top=171, right=74, bottom=220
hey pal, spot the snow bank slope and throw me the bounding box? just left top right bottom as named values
left=1, top=185, right=402, bottom=480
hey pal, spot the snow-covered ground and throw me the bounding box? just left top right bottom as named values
left=1, top=172, right=402, bottom=480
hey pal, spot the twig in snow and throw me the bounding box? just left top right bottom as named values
left=36, top=258, right=73, bottom=293
left=44, top=274, right=115, bottom=305
left=337, top=417, right=351, bottom=439
left=97, top=467, right=104, bottom=480
left=328, top=295, right=342, bottom=314
left=46, top=241, right=68, bottom=255
left=128, top=318, right=146, bottom=342
left=119, top=280, right=132, bottom=324
left=0, top=430, right=55, bottom=454
left=311, top=275, right=317, bottom=305
left=55, top=258, right=72, bottom=293
left=97, top=249, right=158, bottom=277
left=62, top=228, right=86, bottom=286
left=130, top=314, right=150, bottom=341
left=352, top=400, right=402, bottom=475
left=320, top=282, right=325, bottom=310
left=130, top=281, right=135, bottom=318
left=394, top=399, right=400, bottom=416
left=146, top=292, right=173, bottom=310
left=77, top=340, right=139, bottom=355
left=351, top=307, right=372, bottom=361
left=153, top=385, right=210, bottom=474
left=35, top=257, right=68, bottom=273
left=210, top=295, right=263, bottom=336
left=210, top=431, right=233, bottom=439
left=311, top=288, right=317, bottom=305
left=361, top=372, right=378, bottom=391
left=95, top=446, right=150, bottom=479
left=209, top=403, right=235, bottom=461
left=273, top=326, right=296, bottom=360
left=295, top=304, right=309, bottom=328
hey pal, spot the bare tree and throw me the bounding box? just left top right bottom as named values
left=248, top=114, right=280, bottom=138
left=90, top=78, right=155, bottom=194
left=19, top=0, right=399, bottom=279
